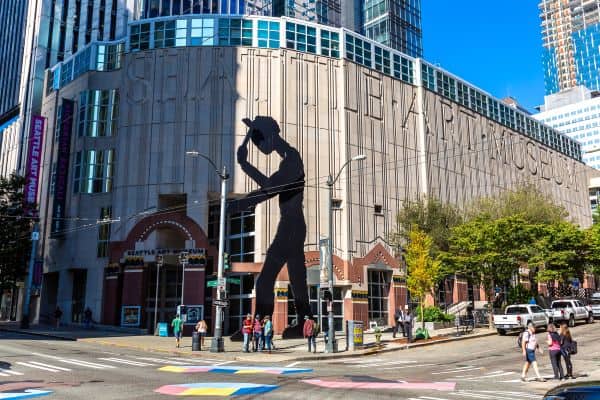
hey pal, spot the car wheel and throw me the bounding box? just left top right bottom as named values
left=497, top=329, right=506, bottom=336
left=588, top=314, right=594, bottom=324
left=569, top=315, right=575, bottom=327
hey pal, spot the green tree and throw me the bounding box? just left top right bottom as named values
left=443, top=216, right=537, bottom=326
left=532, top=221, right=590, bottom=284
left=0, top=174, right=33, bottom=291
left=391, top=197, right=462, bottom=257
left=466, top=184, right=568, bottom=224
left=405, top=228, right=441, bottom=328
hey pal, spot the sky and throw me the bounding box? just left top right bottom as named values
left=422, top=1, right=544, bottom=112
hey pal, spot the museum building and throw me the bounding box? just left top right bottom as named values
left=35, top=14, right=591, bottom=335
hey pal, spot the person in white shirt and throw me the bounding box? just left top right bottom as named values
left=521, top=322, right=545, bottom=382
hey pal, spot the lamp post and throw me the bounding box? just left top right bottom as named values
left=186, top=151, right=228, bottom=353
left=154, top=254, right=163, bottom=334
left=179, top=252, right=188, bottom=306
left=325, top=154, right=366, bottom=353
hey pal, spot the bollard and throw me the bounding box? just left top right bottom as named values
left=192, top=331, right=201, bottom=351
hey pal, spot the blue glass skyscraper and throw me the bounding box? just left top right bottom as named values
left=540, top=0, right=600, bottom=95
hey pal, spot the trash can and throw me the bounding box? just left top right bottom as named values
left=192, top=331, right=201, bottom=351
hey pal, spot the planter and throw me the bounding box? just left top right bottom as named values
left=422, top=321, right=453, bottom=331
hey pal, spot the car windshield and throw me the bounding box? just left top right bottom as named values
left=506, top=307, right=527, bottom=314
left=552, top=302, right=569, bottom=309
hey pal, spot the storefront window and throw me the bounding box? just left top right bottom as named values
left=368, top=269, right=391, bottom=326
left=226, top=273, right=253, bottom=334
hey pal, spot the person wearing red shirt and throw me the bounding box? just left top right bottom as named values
left=242, top=314, right=252, bottom=353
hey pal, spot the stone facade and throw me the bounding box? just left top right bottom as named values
left=36, top=45, right=591, bottom=334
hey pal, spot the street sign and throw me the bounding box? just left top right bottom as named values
left=213, top=299, right=229, bottom=307
left=31, top=232, right=39, bottom=241
left=218, top=277, right=226, bottom=286
left=207, top=280, right=217, bottom=288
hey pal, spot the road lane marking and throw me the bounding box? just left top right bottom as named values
left=382, top=363, right=435, bottom=370
left=0, top=372, right=8, bottom=377
left=214, top=361, right=235, bottom=366
left=28, top=361, right=71, bottom=371
left=450, top=392, right=520, bottom=400
left=0, top=369, right=23, bottom=376
left=98, top=358, right=154, bottom=366
left=473, top=390, right=540, bottom=398
left=432, top=366, right=482, bottom=374
left=286, top=362, right=301, bottom=367
left=56, top=359, right=116, bottom=369
left=16, top=362, right=59, bottom=372
left=136, top=357, right=189, bottom=365
left=418, top=397, right=451, bottom=400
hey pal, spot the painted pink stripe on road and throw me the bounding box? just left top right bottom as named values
left=155, top=386, right=188, bottom=395
left=301, top=379, right=456, bottom=391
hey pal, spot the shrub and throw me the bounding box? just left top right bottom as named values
left=417, top=306, right=454, bottom=322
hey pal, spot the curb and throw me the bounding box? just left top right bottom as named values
left=0, top=326, right=76, bottom=341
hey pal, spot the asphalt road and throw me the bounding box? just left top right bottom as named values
left=1, top=321, right=600, bottom=400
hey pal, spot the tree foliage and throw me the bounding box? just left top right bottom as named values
left=0, top=174, right=33, bottom=290
left=405, top=228, right=441, bottom=328
left=391, top=197, right=462, bottom=257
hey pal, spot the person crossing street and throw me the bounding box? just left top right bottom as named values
left=171, top=314, right=183, bottom=348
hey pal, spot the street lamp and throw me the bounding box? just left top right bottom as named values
left=179, top=252, right=189, bottom=305
left=325, top=154, right=366, bottom=353
left=186, top=150, right=229, bottom=353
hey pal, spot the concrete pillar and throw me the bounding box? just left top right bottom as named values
left=57, top=269, right=73, bottom=323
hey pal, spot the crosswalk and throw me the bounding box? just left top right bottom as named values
left=430, top=364, right=521, bottom=383
left=408, top=389, right=540, bottom=400
left=1, top=353, right=225, bottom=377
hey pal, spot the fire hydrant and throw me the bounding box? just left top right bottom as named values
left=374, top=327, right=382, bottom=346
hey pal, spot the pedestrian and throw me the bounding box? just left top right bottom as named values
left=171, top=314, right=183, bottom=348
left=404, top=308, right=414, bottom=343
left=559, top=323, right=574, bottom=379
left=84, top=307, right=93, bottom=329
left=303, top=315, right=316, bottom=353
left=521, top=322, right=545, bottom=382
left=54, top=306, right=63, bottom=329
left=546, top=323, right=564, bottom=380
left=195, top=319, right=207, bottom=348
left=263, top=315, right=273, bottom=354
left=253, top=314, right=262, bottom=352
left=393, top=307, right=404, bottom=339
left=242, top=314, right=252, bottom=353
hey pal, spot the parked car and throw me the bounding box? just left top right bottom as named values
left=493, top=304, right=549, bottom=335
left=543, top=381, right=600, bottom=400
left=589, top=297, right=600, bottom=319
left=548, top=299, right=594, bottom=327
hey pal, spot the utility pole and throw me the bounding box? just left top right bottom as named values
left=211, top=165, right=228, bottom=353
left=21, top=222, right=40, bottom=329
left=179, top=252, right=188, bottom=306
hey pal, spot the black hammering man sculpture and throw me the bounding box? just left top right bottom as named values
left=228, top=116, right=310, bottom=335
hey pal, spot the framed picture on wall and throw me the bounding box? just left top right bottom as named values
left=121, top=306, right=141, bottom=327
left=184, top=305, right=204, bottom=325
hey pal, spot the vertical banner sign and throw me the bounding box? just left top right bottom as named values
left=32, top=260, right=43, bottom=289
left=52, top=99, right=74, bottom=235
left=24, top=116, right=45, bottom=215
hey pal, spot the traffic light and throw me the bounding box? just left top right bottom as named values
left=224, top=253, right=230, bottom=270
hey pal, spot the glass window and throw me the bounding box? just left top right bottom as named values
left=218, top=18, right=251, bottom=46
left=345, top=34, right=371, bottom=68
left=78, top=90, right=119, bottom=137
left=73, top=149, right=115, bottom=194
left=368, top=269, right=391, bottom=326
left=130, top=23, right=151, bottom=51
left=286, top=22, right=317, bottom=54
left=421, top=63, right=436, bottom=91
left=96, top=43, right=123, bottom=71
left=97, top=206, right=112, bottom=257
left=320, top=30, right=339, bottom=58
left=228, top=207, right=255, bottom=262
left=256, top=20, right=280, bottom=49
left=155, top=20, right=176, bottom=48
left=191, top=18, right=215, bottom=46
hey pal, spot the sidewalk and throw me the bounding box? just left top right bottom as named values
left=0, top=321, right=496, bottom=363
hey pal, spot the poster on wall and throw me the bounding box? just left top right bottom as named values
left=183, top=305, right=204, bottom=325
left=51, top=99, right=74, bottom=235
left=121, top=306, right=141, bottom=327
left=24, top=115, right=45, bottom=216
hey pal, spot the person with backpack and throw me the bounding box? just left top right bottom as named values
left=263, top=315, right=273, bottom=354
left=521, top=322, right=545, bottom=382
left=303, top=315, right=316, bottom=353
left=559, top=323, right=575, bottom=379
left=546, top=323, right=564, bottom=380
left=242, top=314, right=252, bottom=353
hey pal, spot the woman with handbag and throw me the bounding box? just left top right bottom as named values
left=559, top=324, right=575, bottom=379
left=546, top=323, right=564, bottom=380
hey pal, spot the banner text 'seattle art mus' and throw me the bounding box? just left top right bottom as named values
left=229, top=116, right=311, bottom=332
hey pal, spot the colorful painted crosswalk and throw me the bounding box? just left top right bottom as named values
left=159, top=365, right=313, bottom=375
left=0, top=389, right=53, bottom=400
left=154, top=383, right=279, bottom=397
left=301, top=379, right=456, bottom=391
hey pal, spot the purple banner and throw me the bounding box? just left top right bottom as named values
left=52, top=99, right=74, bottom=235
left=24, top=116, right=45, bottom=214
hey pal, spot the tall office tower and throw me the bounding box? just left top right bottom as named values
left=540, top=0, right=600, bottom=95
left=0, top=0, right=29, bottom=123
left=141, top=0, right=269, bottom=18
left=270, top=0, right=341, bottom=27
left=362, top=0, right=422, bottom=57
